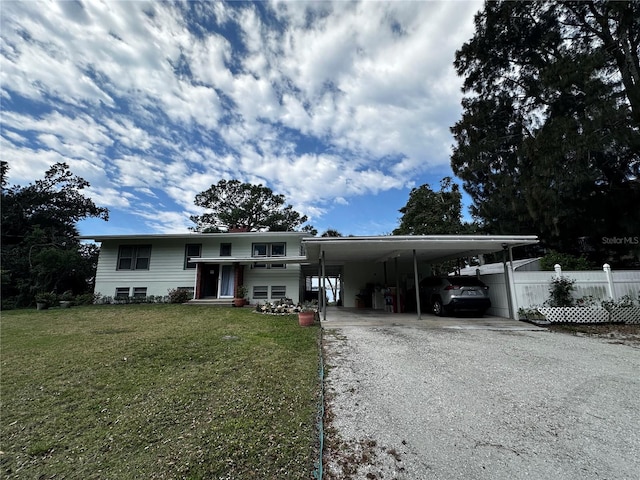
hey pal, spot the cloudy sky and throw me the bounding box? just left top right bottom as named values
left=1, top=0, right=483, bottom=236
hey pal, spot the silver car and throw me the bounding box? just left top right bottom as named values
left=420, top=276, right=491, bottom=316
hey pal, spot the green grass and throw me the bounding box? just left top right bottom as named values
left=0, top=305, right=321, bottom=479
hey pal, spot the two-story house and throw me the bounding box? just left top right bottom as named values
left=83, top=231, right=309, bottom=304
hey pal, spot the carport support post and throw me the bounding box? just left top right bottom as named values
left=321, top=250, right=327, bottom=321
left=507, top=247, right=519, bottom=320
left=413, top=249, right=421, bottom=320
left=502, top=245, right=514, bottom=319
left=317, top=259, right=322, bottom=308
left=395, top=257, right=400, bottom=313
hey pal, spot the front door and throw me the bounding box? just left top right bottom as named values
left=219, top=265, right=235, bottom=297
left=202, top=264, right=219, bottom=298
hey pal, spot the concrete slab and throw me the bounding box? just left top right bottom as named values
left=320, top=306, right=544, bottom=331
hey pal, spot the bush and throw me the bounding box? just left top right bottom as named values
left=74, top=293, right=98, bottom=305
left=540, top=251, right=595, bottom=271
left=546, top=276, right=576, bottom=307
left=168, top=288, right=191, bottom=304
left=35, top=292, right=58, bottom=307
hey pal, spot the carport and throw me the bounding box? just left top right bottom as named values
left=302, top=235, right=539, bottom=320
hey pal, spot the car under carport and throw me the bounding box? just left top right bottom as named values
left=301, top=235, right=539, bottom=320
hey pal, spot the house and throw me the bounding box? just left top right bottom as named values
left=81, top=233, right=540, bottom=316
left=456, top=258, right=542, bottom=276
left=82, top=232, right=308, bottom=304
left=81, top=232, right=538, bottom=316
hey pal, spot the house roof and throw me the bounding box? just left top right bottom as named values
left=78, top=231, right=309, bottom=242
left=457, top=257, right=542, bottom=275
left=78, top=232, right=539, bottom=270
left=302, top=235, right=539, bottom=266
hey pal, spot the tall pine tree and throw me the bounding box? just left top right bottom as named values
left=451, top=1, right=640, bottom=264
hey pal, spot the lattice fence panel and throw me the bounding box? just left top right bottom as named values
left=538, top=307, right=610, bottom=323
left=610, top=307, right=640, bottom=324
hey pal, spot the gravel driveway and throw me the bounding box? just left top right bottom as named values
left=322, top=318, right=640, bottom=479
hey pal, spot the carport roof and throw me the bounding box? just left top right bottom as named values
left=302, top=235, right=539, bottom=265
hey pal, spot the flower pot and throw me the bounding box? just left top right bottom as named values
left=36, top=302, right=48, bottom=311
left=59, top=301, right=72, bottom=309
left=298, top=311, right=315, bottom=326
left=233, top=298, right=246, bottom=307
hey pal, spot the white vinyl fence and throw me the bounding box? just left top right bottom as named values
left=479, top=264, right=640, bottom=319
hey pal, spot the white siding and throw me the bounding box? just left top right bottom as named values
left=93, top=233, right=306, bottom=302
left=479, top=273, right=510, bottom=318
left=94, top=239, right=198, bottom=298
left=342, top=262, right=386, bottom=308
left=246, top=265, right=302, bottom=303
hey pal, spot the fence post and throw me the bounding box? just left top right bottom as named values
left=603, top=263, right=615, bottom=300
left=554, top=264, right=562, bottom=279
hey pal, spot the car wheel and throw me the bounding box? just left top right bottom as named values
left=433, top=298, right=445, bottom=317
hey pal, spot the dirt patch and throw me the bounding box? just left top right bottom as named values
left=547, top=323, right=640, bottom=346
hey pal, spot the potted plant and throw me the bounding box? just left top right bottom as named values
left=59, top=290, right=74, bottom=308
left=234, top=285, right=248, bottom=307
left=35, top=292, right=57, bottom=310
left=297, top=301, right=318, bottom=326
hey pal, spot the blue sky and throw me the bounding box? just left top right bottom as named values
left=1, top=0, right=482, bottom=236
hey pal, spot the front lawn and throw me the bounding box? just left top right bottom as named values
left=0, top=305, right=320, bottom=479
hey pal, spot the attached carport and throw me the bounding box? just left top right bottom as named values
left=302, top=235, right=539, bottom=320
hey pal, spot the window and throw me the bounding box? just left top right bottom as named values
left=253, top=243, right=268, bottom=257
left=220, top=243, right=232, bottom=256
left=117, top=245, right=151, bottom=270
left=253, top=286, right=268, bottom=299
left=252, top=242, right=286, bottom=269
left=115, top=287, right=130, bottom=299
left=133, top=287, right=147, bottom=298
left=271, top=286, right=286, bottom=298
left=184, top=244, right=202, bottom=269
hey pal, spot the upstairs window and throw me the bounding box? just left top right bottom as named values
left=252, top=243, right=286, bottom=257
left=117, top=245, right=151, bottom=270
left=220, top=243, right=232, bottom=256
left=184, top=244, right=202, bottom=269
left=253, top=243, right=268, bottom=257
left=251, top=242, right=286, bottom=269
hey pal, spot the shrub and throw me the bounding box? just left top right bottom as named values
left=546, top=276, right=576, bottom=307
left=540, top=251, right=595, bottom=271
left=168, top=288, right=191, bottom=304
left=35, top=292, right=58, bottom=307
left=74, top=293, right=98, bottom=305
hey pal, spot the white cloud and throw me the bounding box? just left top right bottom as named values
left=2, top=0, right=483, bottom=234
